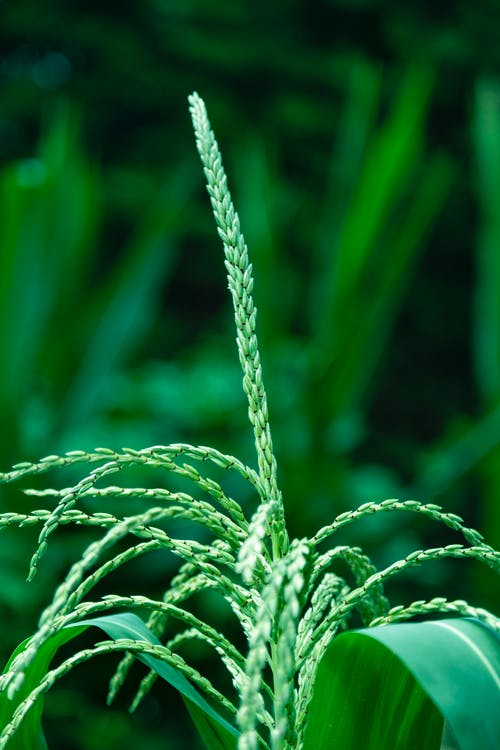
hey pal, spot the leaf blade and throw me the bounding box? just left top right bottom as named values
left=303, top=627, right=443, bottom=750
left=303, top=617, right=500, bottom=750
left=363, top=618, right=500, bottom=750
left=0, top=613, right=238, bottom=750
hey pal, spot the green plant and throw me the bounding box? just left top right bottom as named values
left=0, top=93, right=499, bottom=750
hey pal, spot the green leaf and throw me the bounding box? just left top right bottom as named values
left=183, top=699, right=239, bottom=750
left=78, top=614, right=238, bottom=750
left=303, top=626, right=443, bottom=750
left=0, top=627, right=87, bottom=750
left=0, top=613, right=238, bottom=750
left=474, top=78, right=500, bottom=403
left=303, top=618, right=500, bottom=750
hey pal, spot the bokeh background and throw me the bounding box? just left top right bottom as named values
left=1, top=1, right=500, bottom=748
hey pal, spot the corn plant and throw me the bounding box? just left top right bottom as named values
left=0, top=93, right=499, bottom=750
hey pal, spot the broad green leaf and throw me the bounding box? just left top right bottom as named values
left=303, top=624, right=443, bottom=750
left=0, top=627, right=86, bottom=750
left=303, top=618, right=500, bottom=750
left=0, top=613, right=238, bottom=750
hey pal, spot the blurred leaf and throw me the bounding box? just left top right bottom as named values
left=313, top=57, right=382, bottom=281
left=473, top=77, right=500, bottom=587
left=0, top=103, right=197, bottom=465
left=327, top=151, right=454, bottom=415
left=315, top=65, right=434, bottom=353
left=0, top=102, right=100, bottom=465
left=62, top=164, right=194, bottom=426
left=307, top=64, right=453, bottom=428
left=474, top=78, right=500, bottom=404
left=417, top=405, right=500, bottom=496
left=37, top=100, right=101, bottom=304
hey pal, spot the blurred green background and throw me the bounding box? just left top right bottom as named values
left=1, top=1, right=500, bottom=748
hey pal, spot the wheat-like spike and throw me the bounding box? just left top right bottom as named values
left=70, top=594, right=246, bottom=670
left=26, top=447, right=254, bottom=579
left=5, top=506, right=241, bottom=695
left=0, top=505, right=238, bottom=547
left=0, top=449, right=117, bottom=483
left=296, top=573, right=349, bottom=658
left=237, top=499, right=275, bottom=584
left=63, top=485, right=246, bottom=544
left=236, top=540, right=313, bottom=750
left=311, top=545, right=389, bottom=625
left=271, top=539, right=312, bottom=750
left=1, top=443, right=262, bottom=493
left=28, top=486, right=244, bottom=549
left=189, top=92, right=288, bottom=565
left=369, top=597, right=500, bottom=630
left=237, top=560, right=288, bottom=750
left=129, top=622, right=246, bottom=714
left=61, top=539, right=236, bottom=634
left=312, top=498, right=485, bottom=547
left=0, top=509, right=119, bottom=530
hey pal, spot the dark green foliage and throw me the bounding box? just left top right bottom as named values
left=2, top=3, right=500, bottom=748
